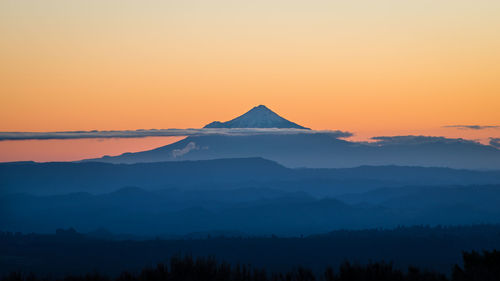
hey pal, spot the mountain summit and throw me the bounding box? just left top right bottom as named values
left=204, top=105, right=310, bottom=129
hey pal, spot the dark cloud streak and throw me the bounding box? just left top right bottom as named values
left=444, top=125, right=499, bottom=130
left=371, top=135, right=479, bottom=145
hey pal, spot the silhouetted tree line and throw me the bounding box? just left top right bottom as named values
left=3, top=225, right=500, bottom=277
left=2, top=250, right=500, bottom=281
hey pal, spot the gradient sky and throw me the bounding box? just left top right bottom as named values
left=1, top=0, right=500, bottom=161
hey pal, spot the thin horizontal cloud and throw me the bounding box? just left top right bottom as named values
left=444, top=125, right=499, bottom=130
left=371, top=135, right=479, bottom=146
left=0, top=128, right=353, bottom=141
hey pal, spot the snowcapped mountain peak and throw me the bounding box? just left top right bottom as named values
left=204, top=105, right=310, bottom=129
left=252, top=104, right=272, bottom=111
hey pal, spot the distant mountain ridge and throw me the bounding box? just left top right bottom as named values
left=204, top=105, right=309, bottom=129
left=3, top=157, right=500, bottom=195
left=88, top=133, right=500, bottom=169
left=71, top=104, right=500, bottom=169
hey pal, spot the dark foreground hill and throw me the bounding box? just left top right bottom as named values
left=2, top=225, right=500, bottom=278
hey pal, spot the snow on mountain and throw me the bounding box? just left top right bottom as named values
left=204, top=105, right=310, bottom=129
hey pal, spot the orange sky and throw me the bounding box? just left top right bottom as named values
left=1, top=0, right=499, bottom=162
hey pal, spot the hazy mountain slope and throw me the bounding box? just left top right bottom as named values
left=3, top=158, right=500, bottom=195
left=89, top=133, right=500, bottom=169
left=3, top=185, right=500, bottom=235
left=84, top=104, right=500, bottom=169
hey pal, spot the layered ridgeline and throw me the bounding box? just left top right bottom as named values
left=87, top=105, right=500, bottom=169
left=2, top=158, right=500, bottom=235
left=5, top=158, right=500, bottom=195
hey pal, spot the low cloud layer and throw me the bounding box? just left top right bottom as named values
left=444, top=125, right=499, bottom=130
left=371, top=135, right=479, bottom=146
left=0, top=128, right=353, bottom=141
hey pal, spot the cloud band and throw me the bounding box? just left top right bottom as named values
left=0, top=128, right=353, bottom=141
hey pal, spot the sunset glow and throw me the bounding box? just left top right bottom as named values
left=1, top=0, right=499, bottom=162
